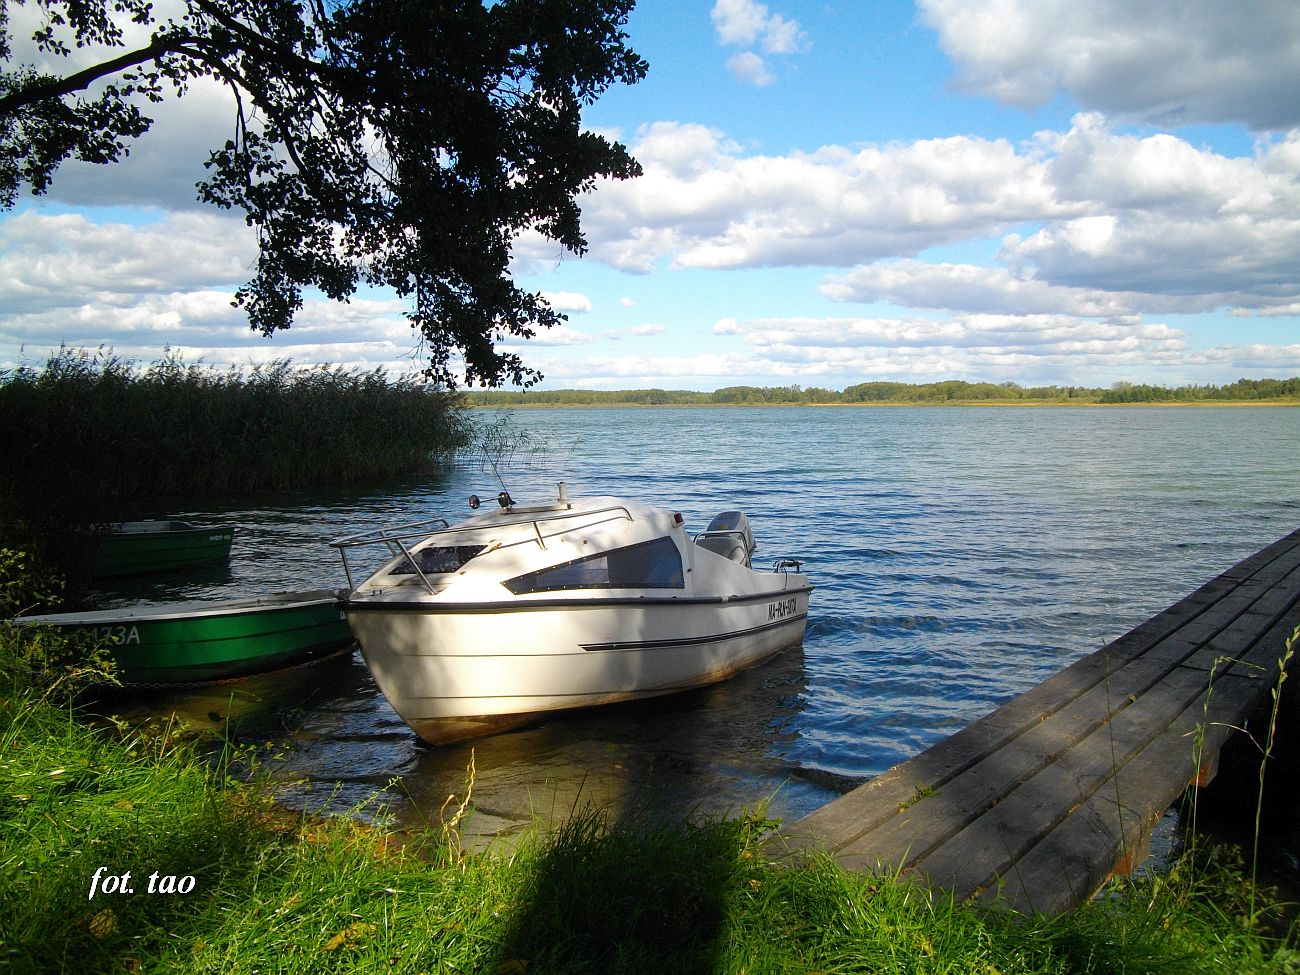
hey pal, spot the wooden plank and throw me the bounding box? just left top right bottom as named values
left=1221, top=530, right=1300, bottom=581
left=913, top=664, right=1239, bottom=899
left=931, top=604, right=1299, bottom=909
left=828, top=656, right=1183, bottom=872
left=975, top=604, right=1300, bottom=916
left=790, top=557, right=1283, bottom=856
left=783, top=647, right=1137, bottom=854
left=784, top=650, right=1117, bottom=852
left=782, top=526, right=1300, bottom=917
left=979, top=676, right=1258, bottom=915
left=1221, top=600, right=1300, bottom=678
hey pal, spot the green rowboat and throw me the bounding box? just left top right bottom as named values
left=16, top=590, right=354, bottom=685
left=84, top=521, right=236, bottom=578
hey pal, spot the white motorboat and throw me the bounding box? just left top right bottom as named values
left=330, top=484, right=812, bottom=744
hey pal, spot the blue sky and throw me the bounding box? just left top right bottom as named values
left=3, top=0, right=1299, bottom=390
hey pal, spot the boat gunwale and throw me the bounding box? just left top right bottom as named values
left=340, top=582, right=815, bottom=614
left=15, top=590, right=343, bottom=626
left=104, top=521, right=234, bottom=536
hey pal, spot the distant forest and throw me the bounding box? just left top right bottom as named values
left=467, top=377, right=1300, bottom=407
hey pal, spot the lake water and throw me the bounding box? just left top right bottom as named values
left=99, top=406, right=1300, bottom=841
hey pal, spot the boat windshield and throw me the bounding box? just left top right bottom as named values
left=503, top=536, right=684, bottom=594
left=390, top=544, right=487, bottom=576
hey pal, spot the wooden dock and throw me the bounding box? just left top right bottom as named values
left=781, top=527, right=1300, bottom=916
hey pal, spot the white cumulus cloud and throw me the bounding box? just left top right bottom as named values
left=918, top=0, right=1300, bottom=130
left=577, top=116, right=1300, bottom=319
left=711, top=0, right=808, bottom=53
left=0, top=210, right=429, bottom=370
left=711, top=0, right=809, bottom=86
left=706, top=313, right=1194, bottom=385
left=579, top=122, right=1072, bottom=273
left=726, top=51, right=776, bottom=87
left=540, top=291, right=593, bottom=314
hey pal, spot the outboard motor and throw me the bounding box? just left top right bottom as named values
left=696, top=510, right=756, bottom=568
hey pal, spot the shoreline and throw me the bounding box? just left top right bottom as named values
left=466, top=398, right=1300, bottom=409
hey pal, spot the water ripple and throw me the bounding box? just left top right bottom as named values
left=96, top=406, right=1300, bottom=830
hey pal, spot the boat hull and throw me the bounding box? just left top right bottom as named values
left=86, top=521, right=236, bottom=578
left=18, top=591, right=354, bottom=684
left=344, top=589, right=811, bottom=744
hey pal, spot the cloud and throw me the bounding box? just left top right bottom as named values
left=5, top=2, right=241, bottom=211
left=34, top=79, right=239, bottom=211
left=720, top=314, right=1185, bottom=357
left=2, top=296, right=424, bottom=374
left=918, top=0, right=1300, bottom=130
left=1185, top=344, right=1300, bottom=370
left=580, top=121, right=1072, bottom=272
left=711, top=0, right=808, bottom=87
left=540, top=291, right=593, bottom=314
left=992, top=121, right=1300, bottom=310
left=821, top=261, right=1262, bottom=318
left=598, top=324, right=665, bottom=341
left=726, top=52, right=776, bottom=87
left=577, top=116, right=1300, bottom=317
left=516, top=306, right=1293, bottom=387
left=0, top=211, right=256, bottom=316
left=711, top=0, right=807, bottom=53
left=1000, top=215, right=1300, bottom=309
left=697, top=313, right=1199, bottom=385
left=497, top=324, right=594, bottom=348
left=0, top=209, right=432, bottom=370
left=503, top=350, right=763, bottom=388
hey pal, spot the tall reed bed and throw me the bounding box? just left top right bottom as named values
left=0, top=347, right=471, bottom=528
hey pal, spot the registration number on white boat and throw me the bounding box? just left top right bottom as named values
left=768, top=597, right=798, bottom=621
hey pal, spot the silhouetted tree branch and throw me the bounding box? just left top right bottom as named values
left=0, top=0, right=647, bottom=387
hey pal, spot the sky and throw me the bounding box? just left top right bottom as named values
left=3, top=0, right=1300, bottom=390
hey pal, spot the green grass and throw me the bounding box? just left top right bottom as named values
left=3, top=635, right=1297, bottom=974
left=3, top=563, right=1297, bottom=974
left=3, top=697, right=1296, bottom=975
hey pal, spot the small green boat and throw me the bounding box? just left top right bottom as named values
left=15, top=590, right=355, bottom=685
left=84, top=521, right=237, bottom=578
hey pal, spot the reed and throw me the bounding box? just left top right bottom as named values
left=0, top=347, right=472, bottom=532
left=1255, top=628, right=1299, bottom=907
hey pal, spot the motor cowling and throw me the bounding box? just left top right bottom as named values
left=697, top=510, right=756, bottom=568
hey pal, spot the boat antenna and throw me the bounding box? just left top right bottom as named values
left=473, top=413, right=523, bottom=506
left=487, top=445, right=509, bottom=494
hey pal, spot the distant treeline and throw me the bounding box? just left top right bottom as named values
left=0, top=348, right=470, bottom=534
left=468, top=377, right=1300, bottom=407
